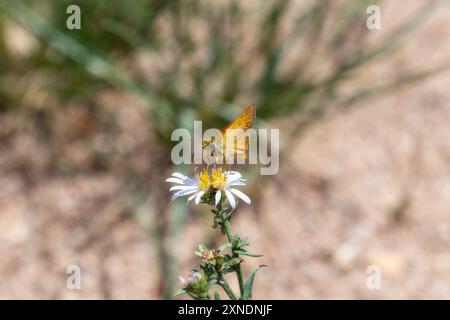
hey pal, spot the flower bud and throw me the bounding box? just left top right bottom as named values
left=179, top=272, right=209, bottom=297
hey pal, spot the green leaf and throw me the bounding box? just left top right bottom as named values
left=235, top=249, right=263, bottom=257
left=231, top=236, right=250, bottom=250
left=208, top=278, right=218, bottom=286
left=218, top=242, right=232, bottom=252
left=220, top=257, right=242, bottom=272
left=223, top=257, right=241, bottom=267
left=243, top=265, right=267, bottom=300
left=214, top=292, right=221, bottom=300
left=173, top=288, right=187, bottom=297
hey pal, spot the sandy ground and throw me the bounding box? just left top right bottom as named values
left=0, top=1, right=449, bottom=299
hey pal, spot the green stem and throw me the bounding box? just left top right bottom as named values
left=219, top=275, right=237, bottom=300
left=217, top=201, right=245, bottom=298
left=223, top=216, right=233, bottom=242
left=234, top=261, right=245, bottom=298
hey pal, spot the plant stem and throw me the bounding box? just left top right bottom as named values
left=219, top=275, right=237, bottom=300
left=234, top=262, right=245, bottom=298
left=217, top=202, right=245, bottom=298
left=223, top=217, right=245, bottom=297
left=222, top=216, right=233, bottom=242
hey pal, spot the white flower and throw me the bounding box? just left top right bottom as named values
left=165, top=169, right=211, bottom=204
left=211, top=168, right=251, bottom=209
left=166, top=168, right=251, bottom=209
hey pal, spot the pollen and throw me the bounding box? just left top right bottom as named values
left=197, top=169, right=211, bottom=191
left=211, top=168, right=227, bottom=190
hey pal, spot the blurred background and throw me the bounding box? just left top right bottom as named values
left=0, top=0, right=449, bottom=299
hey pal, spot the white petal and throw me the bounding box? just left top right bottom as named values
left=171, top=172, right=189, bottom=179
left=171, top=192, right=183, bottom=202
left=230, top=188, right=251, bottom=204
left=165, top=177, right=185, bottom=184
left=225, top=170, right=240, bottom=175
left=215, top=191, right=222, bottom=206
left=178, top=189, right=198, bottom=196
left=225, top=172, right=244, bottom=184
left=195, top=191, right=205, bottom=205
left=227, top=171, right=242, bottom=177
left=171, top=189, right=197, bottom=201
left=225, top=190, right=236, bottom=209
left=169, top=185, right=197, bottom=191
left=228, top=181, right=246, bottom=186
left=187, top=193, right=197, bottom=203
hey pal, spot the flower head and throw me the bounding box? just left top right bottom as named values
left=166, top=168, right=251, bottom=209
left=201, top=249, right=220, bottom=263
left=178, top=271, right=210, bottom=298
left=211, top=169, right=251, bottom=209
left=197, top=169, right=211, bottom=191
left=195, top=244, right=224, bottom=270
left=179, top=271, right=203, bottom=286
left=211, top=167, right=227, bottom=189
left=165, top=169, right=210, bottom=205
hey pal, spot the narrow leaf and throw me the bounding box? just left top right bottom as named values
left=218, top=242, right=232, bottom=252
left=235, top=249, right=263, bottom=257
left=173, top=288, right=187, bottom=297
left=243, top=265, right=267, bottom=300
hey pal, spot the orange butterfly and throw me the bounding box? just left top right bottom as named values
left=202, top=105, right=256, bottom=164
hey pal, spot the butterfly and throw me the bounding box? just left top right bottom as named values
left=202, top=105, right=256, bottom=164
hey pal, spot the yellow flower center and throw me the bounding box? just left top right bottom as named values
left=211, top=168, right=227, bottom=190
left=197, top=169, right=211, bottom=191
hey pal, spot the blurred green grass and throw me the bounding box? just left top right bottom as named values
left=0, top=0, right=448, bottom=298
left=2, top=0, right=447, bottom=140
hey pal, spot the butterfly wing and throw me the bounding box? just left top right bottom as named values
left=221, top=105, right=255, bottom=161
left=221, top=105, right=256, bottom=133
